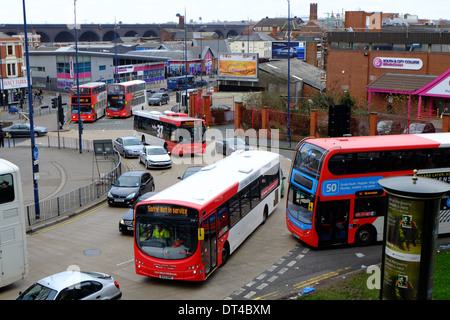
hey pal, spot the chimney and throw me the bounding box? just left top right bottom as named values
left=310, top=3, right=318, bottom=21
left=178, top=15, right=185, bottom=29
left=272, top=25, right=278, bottom=38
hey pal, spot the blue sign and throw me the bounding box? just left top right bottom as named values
left=321, top=176, right=384, bottom=197
left=33, top=147, right=39, bottom=160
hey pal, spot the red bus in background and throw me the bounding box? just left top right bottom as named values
left=133, top=110, right=206, bottom=157
left=107, top=80, right=147, bottom=118
left=286, top=133, right=450, bottom=248
left=70, top=82, right=107, bottom=122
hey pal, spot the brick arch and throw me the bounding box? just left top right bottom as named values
left=54, top=31, right=75, bottom=42
left=79, top=30, right=100, bottom=42
left=103, top=30, right=119, bottom=42
left=143, top=30, right=158, bottom=37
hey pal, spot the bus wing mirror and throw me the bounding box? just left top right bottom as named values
left=198, top=228, right=205, bottom=240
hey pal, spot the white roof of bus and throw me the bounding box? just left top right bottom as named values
left=113, top=80, right=146, bottom=86
left=134, top=110, right=202, bottom=122
left=0, top=158, right=19, bottom=175
left=147, top=150, right=280, bottom=208
left=71, top=82, right=105, bottom=88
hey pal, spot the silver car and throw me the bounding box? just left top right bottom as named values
left=139, top=145, right=172, bottom=169
left=17, top=270, right=122, bottom=300
left=113, top=136, right=143, bottom=158
left=215, top=138, right=252, bottom=156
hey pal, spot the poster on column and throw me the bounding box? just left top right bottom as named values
left=382, top=196, right=424, bottom=300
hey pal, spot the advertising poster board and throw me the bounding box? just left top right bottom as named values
left=218, top=53, right=258, bottom=82
left=272, top=41, right=306, bottom=60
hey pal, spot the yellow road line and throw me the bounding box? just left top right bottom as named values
left=31, top=202, right=108, bottom=235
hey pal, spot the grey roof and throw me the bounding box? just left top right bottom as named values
left=230, top=32, right=276, bottom=42
left=367, top=73, right=438, bottom=93
left=259, top=59, right=326, bottom=91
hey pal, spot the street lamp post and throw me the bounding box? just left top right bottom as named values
left=114, top=19, right=121, bottom=83
left=22, top=0, right=40, bottom=219
left=74, top=0, right=82, bottom=153
left=287, top=0, right=291, bottom=147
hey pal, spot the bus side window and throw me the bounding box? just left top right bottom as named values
left=0, top=174, right=15, bottom=204
left=217, top=205, right=229, bottom=237
left=354, top=197, right=384, bottom=218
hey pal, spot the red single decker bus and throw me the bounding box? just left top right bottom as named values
left=107, top=80, right=147, bottom=118
left=133, top=110, right=206, bottom=156
left=71, top=82, right=107, bottom=122
left=134, top=150, right=281, bottom=281
left=286, top=133, right=450, bottom=248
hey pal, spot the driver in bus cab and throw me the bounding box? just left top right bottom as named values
left=152, top=224, right=170, bottom=239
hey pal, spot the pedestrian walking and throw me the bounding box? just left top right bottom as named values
left=0, top=127, right=4, bottom=148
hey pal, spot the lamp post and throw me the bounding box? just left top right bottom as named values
left=114, top=19, right=121, bottom=83
left=74, top=0, right=82, bottom=153
left=22, top=0, right=40, bottom=219
left=287, top=0, right=291, bottom=147
left=176, top=11, right=188, bottom=113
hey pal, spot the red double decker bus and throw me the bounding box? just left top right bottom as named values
left=71, top=82, right=107, bottom=122
left=134, top=150, right=281, bottom=281
left=286, top=133, right=450, bottom=248
left=107, top=80, right=147, bottom=118
left=133, top=110, right=206, bottom=157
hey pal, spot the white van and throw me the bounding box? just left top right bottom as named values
left=0, top=159, right=28, bottom=288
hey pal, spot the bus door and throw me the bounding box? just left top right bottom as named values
left=316, top=200, right=350, bottom=245
left=201, top=211, right=217, bottom=276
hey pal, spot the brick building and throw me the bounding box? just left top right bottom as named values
left=0, top=32, right=27, bottom=109
left=326, top=31, right=450, bottom=116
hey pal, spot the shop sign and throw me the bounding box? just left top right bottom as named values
left=373, top=57, right=423, bottom=70
left=0, top=77, right=28, bottom=90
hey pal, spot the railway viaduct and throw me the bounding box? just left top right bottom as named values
left=1, top=23, right=246, bottom=42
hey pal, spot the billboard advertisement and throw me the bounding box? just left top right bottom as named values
left=218, top=53, right=258, bottom=81
left=272, top=41, right=306, bottom=60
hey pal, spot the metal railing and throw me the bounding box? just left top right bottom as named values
left=23, top=137, right=122, bottom=229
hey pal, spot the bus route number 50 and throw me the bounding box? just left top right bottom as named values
left=322, top=180, right=339, bottom=196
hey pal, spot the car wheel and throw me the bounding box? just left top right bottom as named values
left=145, top=161, right=150, bottom=169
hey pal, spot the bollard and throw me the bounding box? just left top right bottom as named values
left=378, top=170, right=450, bottom=300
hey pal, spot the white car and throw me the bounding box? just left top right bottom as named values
left=139, top=145, right=172, bottom=169
left=17, top=270, right=122, bottom=300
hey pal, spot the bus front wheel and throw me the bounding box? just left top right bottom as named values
left=355, top=225, right=376, bottom=246
left=221, top=243, right=230, bottom=266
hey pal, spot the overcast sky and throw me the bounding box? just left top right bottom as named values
left=5, top=0, right=449, bottom=25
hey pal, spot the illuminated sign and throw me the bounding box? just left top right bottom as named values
left=140, top=204, right=198, bottom=219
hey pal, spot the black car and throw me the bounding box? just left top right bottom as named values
left=148, top=93, right=170, bottom=106
left=107, top=171, right=155, bottom=207
left=3, top=123, right=48, bottom=137
left=119, top=192, right=158, bottom=234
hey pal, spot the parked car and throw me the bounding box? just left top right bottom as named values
left=194, top=79, right=207, bottom=88
left=107, top=171, right=154, bottom=206
left=119, top=191, right=157, bottom=234
left=376, top=120, right=404, bottom=135
left=16, top=270, right=122, bottom=300
left=139, top=145, right=172, bottom=169
left=113, top=136, right=143, bottom=158
left=3, top=123, right=48, bottom=137
left=215, top=138, right=252, bottom=156
left=403, top=122, right=436, bottom=134
left=148, top=93, right=170, bottom=106
left=178, top=166, right=203, bottom=180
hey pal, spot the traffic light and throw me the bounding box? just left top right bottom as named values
left=57, top=94, right=64, bottom=127
left=51, top=97, right=58, bottom=108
